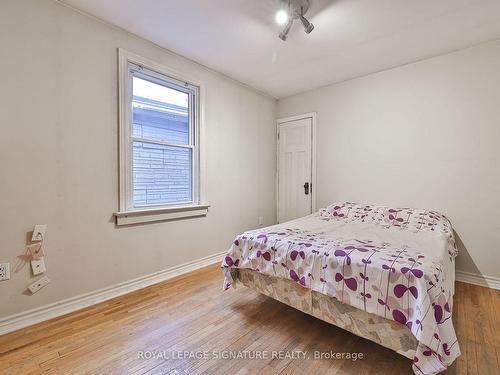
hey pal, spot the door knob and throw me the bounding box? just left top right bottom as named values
left=304, top=182, right=310, bottom=195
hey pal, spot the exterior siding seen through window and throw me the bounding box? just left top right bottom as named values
left=132, top=97, right=192, bottom=206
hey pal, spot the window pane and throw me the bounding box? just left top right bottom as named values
left=132, top=76, right=189, bottom=145
left=132, top=141, right=192, bottom=207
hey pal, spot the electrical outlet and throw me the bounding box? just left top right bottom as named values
left=28, top=276, right=50, bottom=294
left=0, top=263, right=10, bottom=281
left=258, top=216, right=264, bottom=226
left=31, top=258, right=46, bottom=276
left=27, top=243, right=44, bottom=260
left=32, top=224, right=47, bottom=242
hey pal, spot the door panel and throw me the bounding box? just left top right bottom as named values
left=278, top=117, right=313, bottom=223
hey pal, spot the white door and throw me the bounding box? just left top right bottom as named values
left=278, top=116, right=314, bottom=223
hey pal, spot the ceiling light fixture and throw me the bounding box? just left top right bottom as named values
left=276, top=0, right=315, bottom=41
left=279, top=20, right=293, bottom=41
left=299, top=14, right=314, bottom=34
left=275, top=9, right=289, bottom=25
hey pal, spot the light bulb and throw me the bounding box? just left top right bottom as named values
left=275, top=9, right=289, bottom=25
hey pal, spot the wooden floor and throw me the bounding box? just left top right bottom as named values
left=0, top=265, right=498, bottom=375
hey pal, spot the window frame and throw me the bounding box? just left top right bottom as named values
left=116, top=49, right=207, bottom=225
left=129, top=67, right=199, bottom=209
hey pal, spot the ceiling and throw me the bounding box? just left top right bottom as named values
left=61, top=0, right=500, bottom=98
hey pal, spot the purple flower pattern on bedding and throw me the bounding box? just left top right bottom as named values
left=222, top=202, right=460, bottom=375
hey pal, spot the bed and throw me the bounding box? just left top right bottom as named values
left=222, top=202, right=460, bottom=375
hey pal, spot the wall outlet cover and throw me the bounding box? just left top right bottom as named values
left=27, top=243, right=44, bottom=260
left=28, top=276, right=50, bottom=294
left=31, top=258, right=46, bottom=276
left=32, top=224, right=47, bottom=242
left=0, top=263, right=10, bottom=281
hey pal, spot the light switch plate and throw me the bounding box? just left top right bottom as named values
left=0, top=263, right=10, bottom=281
left=31, top=258, right=46, bottom=275
left=28, top=276, right=50, bottom=294
left=32, top=225, right=47, bottom=242
left=27, top=243, right=44, bottom=260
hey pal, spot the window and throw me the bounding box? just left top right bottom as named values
left=116, top=50, right=207, bottom=225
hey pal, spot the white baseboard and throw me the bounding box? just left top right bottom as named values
left=456, top=270, right=500, bottom=290
left=2, top=256, right=496, bottom=336
left=0, top=251, right=225, bottom=336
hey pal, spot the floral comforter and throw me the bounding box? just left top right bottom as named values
left=222, top=202, right=460, bottom=375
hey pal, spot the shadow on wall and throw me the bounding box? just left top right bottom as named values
left=454, top=230, right=485, bottom=281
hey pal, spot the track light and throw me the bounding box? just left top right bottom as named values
left=276, top=0, right=315, bottom=41
left=275, top=9, right=289, bottom=25
left=299, top=14, right=314, bottom=34
left=279, top=19, right=293, bottom=41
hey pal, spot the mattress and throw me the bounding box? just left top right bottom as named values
left=222, top=202, right=460, bottom=375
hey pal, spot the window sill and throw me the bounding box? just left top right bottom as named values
left=114, top=204, right=210, bottom=226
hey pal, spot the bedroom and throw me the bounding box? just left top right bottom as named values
left=0, top=0, right=499, bottom=374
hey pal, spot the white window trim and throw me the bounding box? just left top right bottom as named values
left=115, top=49, right=208, bottom=225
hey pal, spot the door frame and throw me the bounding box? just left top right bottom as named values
left=276, top=112, right=317, bottom=223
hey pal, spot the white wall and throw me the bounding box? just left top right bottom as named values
left=0, top=0, right=276, bottom=318
left=278, top=40, right=500, bottom=280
